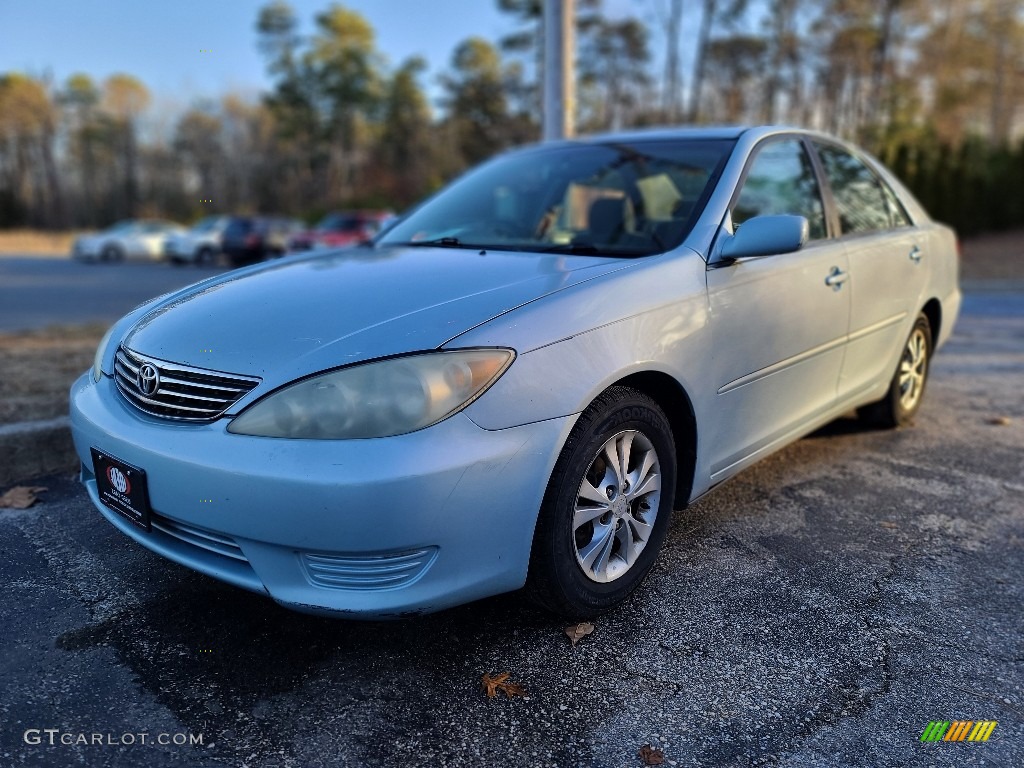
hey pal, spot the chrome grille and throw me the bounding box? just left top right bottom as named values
left=114, top=346, right=260, bottom=421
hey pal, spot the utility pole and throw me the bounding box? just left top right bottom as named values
left=542, top=0, right=575, bottom=141
left=664, top=0, right=683, bottom=123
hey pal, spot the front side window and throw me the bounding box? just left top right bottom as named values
left=191, top=217, right=223, bottom=233
left=815, top=143, right=893, bottom=234
left=732, top=139, right=827, bottom=241
left=378, top=140, right=734, bottom=257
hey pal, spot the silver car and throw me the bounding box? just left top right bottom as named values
left=70, top=126, right=960, bottom=618
left=164, top=215, right=230, bottom=265
left=72, top=219, right=185, bottom=261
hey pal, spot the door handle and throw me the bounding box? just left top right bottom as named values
left=824, top=266, right=849, bottom=290
left=909, top=245, right=923, bottom=263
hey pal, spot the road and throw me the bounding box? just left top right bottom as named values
left=0, top=256, right=228, bottom=332
left=1, top=278, right=1022, bottom=767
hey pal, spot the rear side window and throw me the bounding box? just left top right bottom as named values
left=732, top=139, right=827, bottom=241
left=881, top=182, right=912, bottom=228
left=814, top=143, right=893, bottom=234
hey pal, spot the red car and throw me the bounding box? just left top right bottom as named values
left=288, top=211, right=395, bottom=252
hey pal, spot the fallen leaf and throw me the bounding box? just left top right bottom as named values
left=0, top=486, right=47, bottom=509
left=987, top=416, right=1011, bottom=426
left=565, top=622, right=595, bottom=647
left=638, top=744, right=665, bottom=765
left=880, top=521, right=898, bottom=529
left=501, top=681, right=527, bottom=697
left=481, top=672, right=525, bottom=698
left=481, top=672, right=510, bottom=697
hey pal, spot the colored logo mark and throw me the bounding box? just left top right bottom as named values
left=920, top=721, right=997, bottom=742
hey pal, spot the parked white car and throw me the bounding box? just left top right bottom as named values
left=72, top=220, right=185, bottom=262
left=164, top=216, right=230, bottom=266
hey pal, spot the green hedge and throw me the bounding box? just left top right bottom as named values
left=879, top=137, right=1024, bottom=236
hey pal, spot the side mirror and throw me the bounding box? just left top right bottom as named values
left=721, top=214, right=809, bottom=260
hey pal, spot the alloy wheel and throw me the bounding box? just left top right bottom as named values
left=573, top=430, right=662, bottom=583
left=898, top=327, right=928, bottom=410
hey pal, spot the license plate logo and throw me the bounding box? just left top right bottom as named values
left=106, top=466, right=131, bottom=494
left=91, top=448, right=151, bottom=531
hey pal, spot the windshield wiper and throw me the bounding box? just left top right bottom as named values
left=401, top=237, right=469, bottom=248
left=541, top=242, right=602, bottom=254
left=541, top=242, right=654, bottom=257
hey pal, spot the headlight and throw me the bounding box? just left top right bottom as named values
left=227, top=349, right=515, bottom=439
left=92, top=324, right=118, bottom=383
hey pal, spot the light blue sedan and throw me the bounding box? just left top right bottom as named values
left=70, top=127, right=961, bottom=618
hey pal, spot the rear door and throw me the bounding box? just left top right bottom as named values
left=706, top=136, right=851, bottom=481
left=811, top=141, right=929, bottom=401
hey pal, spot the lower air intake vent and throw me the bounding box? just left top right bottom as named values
left=301, top=547, right=439, bottom=590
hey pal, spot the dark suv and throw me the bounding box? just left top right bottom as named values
left=222, top=217, right=302, bottom=266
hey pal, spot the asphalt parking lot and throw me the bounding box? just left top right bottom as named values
left=0, top=257, right=228, bottom=332
left=1, top=290, right=1022, bottom=768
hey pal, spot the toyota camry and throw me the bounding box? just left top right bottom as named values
left=70, top=126, right=961, bottom=619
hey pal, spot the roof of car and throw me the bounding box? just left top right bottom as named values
left=579, top=125, right=753, bottom=144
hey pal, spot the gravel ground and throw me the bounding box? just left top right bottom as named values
left=1, top=291, right=1021, bottom=768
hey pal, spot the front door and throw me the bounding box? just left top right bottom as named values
left=705, top=137, right=850, bottom=482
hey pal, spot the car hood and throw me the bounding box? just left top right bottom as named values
left=122, top=246, right=631, bottom=387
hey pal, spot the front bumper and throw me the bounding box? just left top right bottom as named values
left=70, top=372, right=572, bottom=617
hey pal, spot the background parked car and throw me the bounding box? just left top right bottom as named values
left=222, top=216, right=303, bottom=266
left=288, top=210, right=395, bottom=252
left=164, top=215, right=230, bottom=266
left=71, top=220, right=185, bottom=262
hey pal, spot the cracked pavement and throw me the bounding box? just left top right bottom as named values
left=2, top=289, right=1022, bottom=768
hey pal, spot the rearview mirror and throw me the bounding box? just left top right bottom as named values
left=721, top=214, right=809, bottom=260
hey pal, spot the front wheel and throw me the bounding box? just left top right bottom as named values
left=527, top=386, right=676, bottom=619
left=100, top=244, right=123, bottom=262
left=858, top=313, right=933, bottom=428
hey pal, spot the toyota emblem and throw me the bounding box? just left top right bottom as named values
left=137, top=363, right=160, bottom=396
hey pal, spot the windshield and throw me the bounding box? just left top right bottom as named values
left=191, top=216, right=224, bottom=233
left=379, top=139, right=733, bottom=256
left=317, top=214, right=362, bottom=232
left=105, top=220, right=137, bottom=234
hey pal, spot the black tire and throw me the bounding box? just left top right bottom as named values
left=196, top=246, right=214, bottom=266
left=858, top=312, right=933, bottom=429
left=527, top=386, right=677, bottom=619
left=100, top=244, right=123, bottom=262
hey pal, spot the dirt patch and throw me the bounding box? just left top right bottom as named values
left=959, top=229, right=1024, bottom=281
left=0, top=229, right=87, bottom=257
left=0, top=325, right=105, bottom=425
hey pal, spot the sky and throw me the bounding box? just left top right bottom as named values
left=0, top=1, right=518, bottom=106
left=0, top=0, right=654, bottom=112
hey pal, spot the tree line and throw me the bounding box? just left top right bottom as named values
left=0, top=0, right=1021, bottom=236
